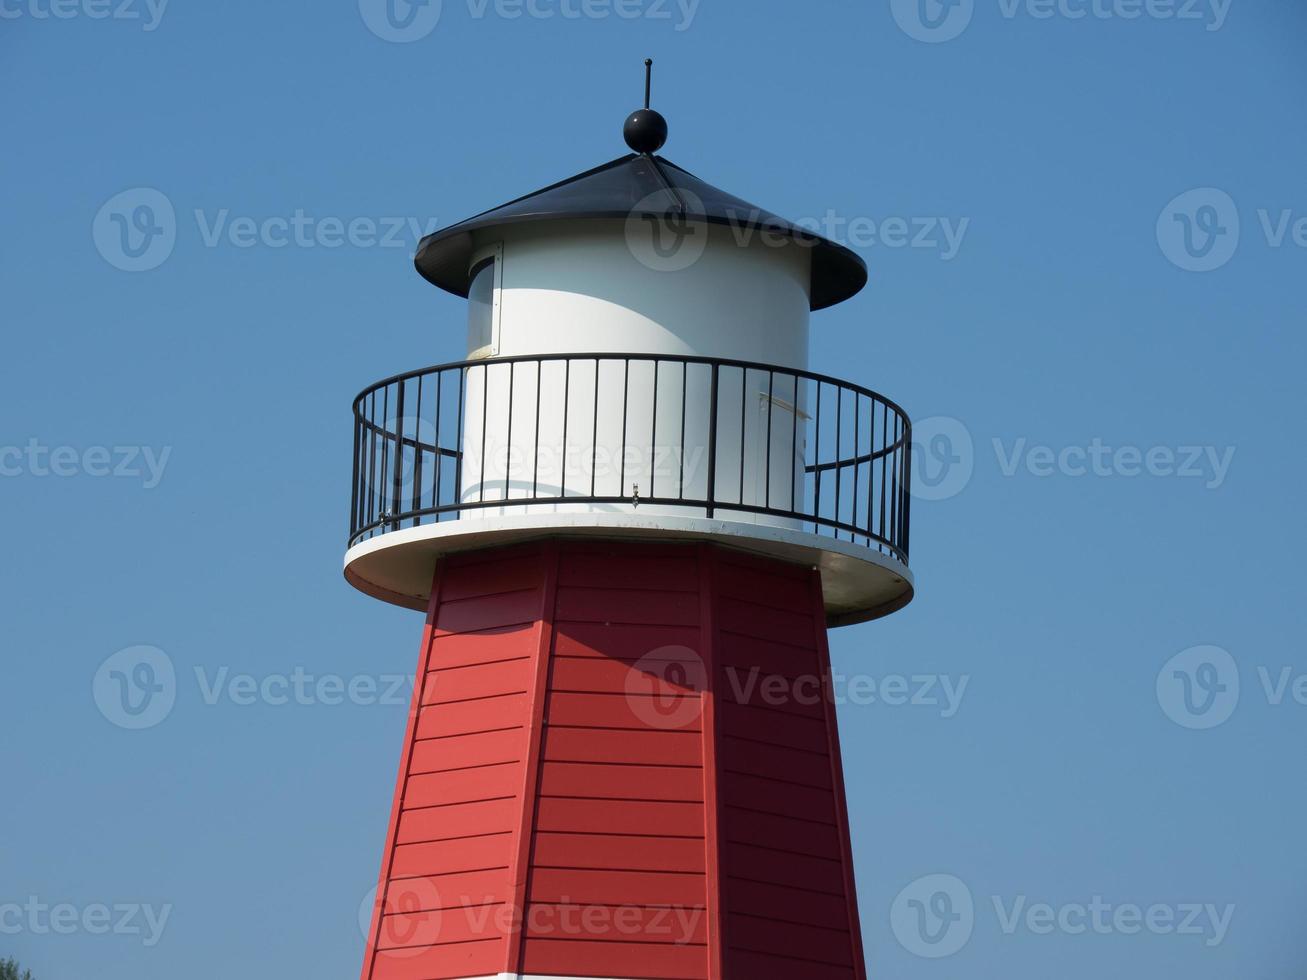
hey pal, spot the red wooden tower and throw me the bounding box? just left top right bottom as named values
left=346, top=69, right=914, bottom=980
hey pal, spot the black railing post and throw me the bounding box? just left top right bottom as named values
left=506, top=361, right=515, bottom=501
left=813, top=382, right=822, bottom=534
left=890, top=413, right=901, bottom=561
left=591, top=357, right=600, bottom=498
left=454, top=367, right=465, bottom=506
left=411, top=376, right=423, bottom=527
left=764, top=370, right=774, bottom=510
left=649, top=361, right=658, bottom=500
left=901, top=421, right=912, bottom=560
left=391, top=381, right=405, bottom=529
left=479, top=363, right=489, bottom=503
left=851, top=392, right=860, bottom=544
left=790, top=375, right=799, bottom=513
left=705, top=361, right=719, bottom=517
left=865, top=400, right=876, bottom=549
left=834, top=386, right=843, bottom=541
left=433, top=370, right=443, bottom=518
left=366, top=389, right=378, bottom=534
left=619, top=359, right=629, bottom=498
left=879, top=399, right=889, bottom=549
left=532, top=360, right=542, bottom=499
left=738, top=368, right=747, bottom=506
left=349, top=410, right=361, bottom=539
left=560, top=359, right=571, bottom=499
left=679, top=361, right=688, bottom=500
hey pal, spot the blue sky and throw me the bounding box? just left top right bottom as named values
left=3, top=0, right=1305, bottom=977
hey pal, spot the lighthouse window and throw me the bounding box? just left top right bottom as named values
left=467, top=256, right=498, bottom=358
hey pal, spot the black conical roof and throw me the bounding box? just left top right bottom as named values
left=414, top=153, right=867, bottom=311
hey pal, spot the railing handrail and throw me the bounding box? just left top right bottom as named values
left=352, top=351, right=912, bottom=428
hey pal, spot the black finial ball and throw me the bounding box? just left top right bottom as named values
left=624, top=108, right=668, bottom=154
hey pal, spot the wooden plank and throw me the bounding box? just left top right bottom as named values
left=528, top=868, right=706, bottom=908
left=727, top=914, right=853, bottom=966
left=421, top=657, right=533, bottom=706
left=397, top=798, right=518, bottom=845
left=536, top=797, right=706, bottom=838
left=522, top=903, right=708, bottom=945
left=551, top=655, right=705, bottom=698
left=724, top=842, right=846, bottom=896
left=727, top=948, right=855, bottom=980
left=437, top=556, right=542, bottom=602
left=547, top=691, right=703, bottom=733
left=445, top=540, right=542, bottom=569
left=718, top=629, right=822, bottom=679
left=377, top=902, right=502, bottom=950
left=722, top=877, right=852, bottom=930
left=415, top=693, right=528, bottom=740
left=532, top=832, right=707, bottom=874
left=390, top=832, right=516, bottom=879
left=403, top=762, right=520, bottom=809
left=718, top=597, right=814, bottom=649
left=543, top=726, right=703, bottom=767
left=382, top=869, right=512, bottom=914
left=716, top=549, right=810, bottom=584
left=716, top=668, right=827, bottom=720
left=558, top=551, right=699, bottom=592
left=408, top=729, right=525, bottom=775
left=553, top=622, right=700, bottom=660
left=434, top=589, right=540, bottom=635
left=428, top=624, right=538, bottom=670
left=714, top=559, right=814, bottom=612
left=555, top=586, right=699, bottom=626
left=716, top=701, right=829, bottom=754
left=538, top=761, right=705, bottom=802
left=521, top=937, right=708, bottom=980
left=370, top=937, right=505, bottom=980
left=720, top=736, right=833, bottom=789
left=720, top=771, right=837, bottom=825
left=722, top=806, right=844, bottom=860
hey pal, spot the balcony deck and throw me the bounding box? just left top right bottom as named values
left=345, top=353, right=913, bottom=625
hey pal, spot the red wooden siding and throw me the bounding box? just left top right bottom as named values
left=360, top=540, right=866, bottom=980
left=362, top=544, right=549, bottom=980
left=711, top=551, right=865, bottom=980
left=522, top=541, right=710, bottom=980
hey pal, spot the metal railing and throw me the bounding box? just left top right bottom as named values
left=349, top=353, right=911, bottom=566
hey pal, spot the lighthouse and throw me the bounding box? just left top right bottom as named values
left=347, top=64, right=913, bottom=980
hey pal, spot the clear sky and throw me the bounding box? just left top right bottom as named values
left=3, top=1, right=1305, bottom=977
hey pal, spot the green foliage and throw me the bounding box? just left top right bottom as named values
left=0, top=958, right=33, bottom=980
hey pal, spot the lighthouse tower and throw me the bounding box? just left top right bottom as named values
left=347, top=64, right=913, bottom=980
